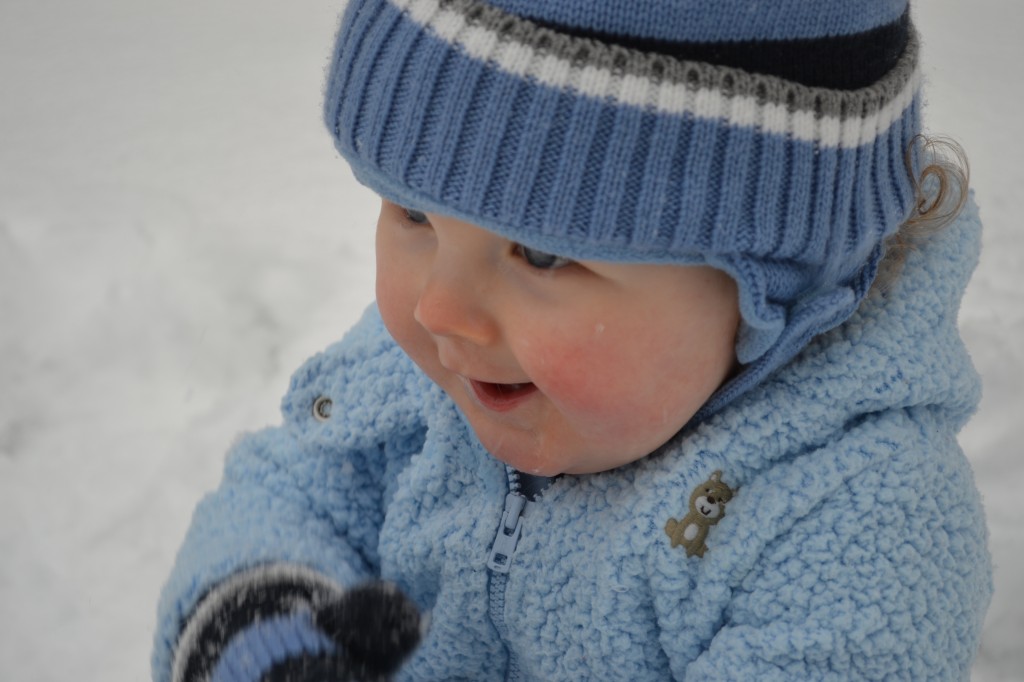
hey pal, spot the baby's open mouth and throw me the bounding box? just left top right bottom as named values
left=469, top=379, right=537, bottom=410
left=485, top=381, right=533, bottom=396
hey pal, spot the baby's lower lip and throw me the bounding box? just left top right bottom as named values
left=468, top=379, right=538, bottom=412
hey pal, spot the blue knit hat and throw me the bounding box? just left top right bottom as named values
left=324, top=0, right=921, bottom=420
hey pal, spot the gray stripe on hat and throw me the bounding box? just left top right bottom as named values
left=393, top=0, right=921, bottom=149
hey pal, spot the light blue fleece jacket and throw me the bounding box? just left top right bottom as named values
left=153, top=200, right=990, bottom=681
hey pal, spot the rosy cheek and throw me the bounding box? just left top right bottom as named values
left=524, top=331, right=635, bottom=424
left=523, top=322, right=706, bottom=444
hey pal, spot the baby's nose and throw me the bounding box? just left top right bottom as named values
left=414, top=270, right=497, bottom=346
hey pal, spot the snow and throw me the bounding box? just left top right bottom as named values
left=0, top=0, right=1020, bottom=679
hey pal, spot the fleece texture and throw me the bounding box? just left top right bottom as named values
left=153, top=200, right=990, bottom=681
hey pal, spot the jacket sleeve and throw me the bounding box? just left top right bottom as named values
left=151, top=306, right=431, bottom=682
left=681, top=411, right=992, bottom=681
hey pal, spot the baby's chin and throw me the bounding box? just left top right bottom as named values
left=469, top=428, right=568, bottom=477
left=479, top=439, right=551, bottom=476
left=440, top=379, right=677, bottom=476
left=481, top=436, right=639, bottom=477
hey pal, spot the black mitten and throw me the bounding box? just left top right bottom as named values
left=314, top=581, right=423, bottom=681
left=171, top=566, right=421, bottom=682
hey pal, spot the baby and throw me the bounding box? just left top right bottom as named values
left=154, top=1, right=991, bottom=680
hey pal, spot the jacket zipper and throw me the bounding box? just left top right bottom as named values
left=488, top=469, right=527, bottom=681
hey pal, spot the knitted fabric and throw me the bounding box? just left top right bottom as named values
left=323, top=0, right=922, bottom=417
left=152, top=201, right=989, bottom=681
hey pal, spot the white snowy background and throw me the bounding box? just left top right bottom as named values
left=0, top=0, right=1020, bottom=679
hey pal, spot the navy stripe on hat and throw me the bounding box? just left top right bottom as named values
left=530, top=8, right=911, bottom=90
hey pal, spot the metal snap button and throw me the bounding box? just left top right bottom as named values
left=312, top=396, right=333, bottom=422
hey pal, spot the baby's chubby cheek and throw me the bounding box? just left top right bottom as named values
left=525, top=330, right=661, bottom=427
left=523, top=321, right=714, bottom=446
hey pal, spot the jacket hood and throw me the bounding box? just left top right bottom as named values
left=699, top=194, right=982, bottom=469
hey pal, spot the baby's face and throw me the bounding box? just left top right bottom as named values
left=375, top=200, right=740, bottom=476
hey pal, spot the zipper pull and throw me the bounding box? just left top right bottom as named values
left=488, top=493, right=526, bottom=573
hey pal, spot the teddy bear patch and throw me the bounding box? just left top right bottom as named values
left=664, top=470, right=735, bottom=558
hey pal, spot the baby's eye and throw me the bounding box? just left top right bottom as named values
left=403, top=208, right=430, bottom=225
left=513, top=244, right=574, bottom=270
